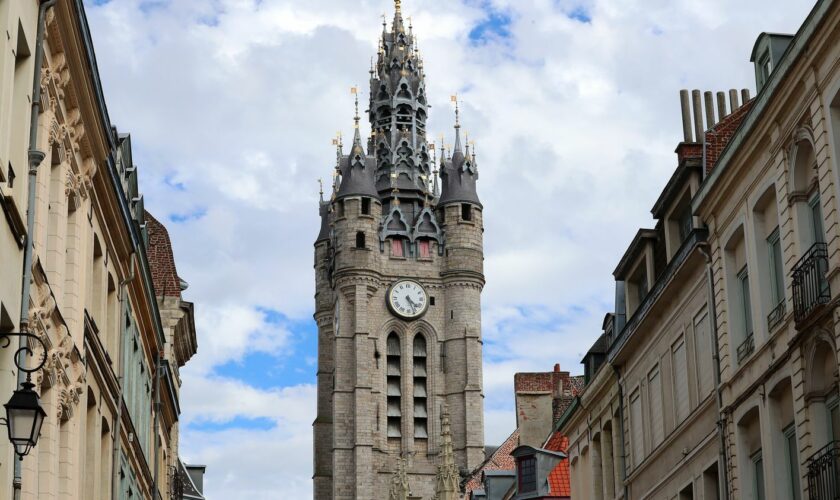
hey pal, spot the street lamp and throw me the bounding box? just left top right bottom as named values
left=0, top=332, right=47, bottom=459
left=4, top=381, right=46, bottom=459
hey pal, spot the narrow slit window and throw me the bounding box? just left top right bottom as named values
left=413, top=335, right=428, bottom=439
left=361, top=197, right=371, bottom=215
left=461, top=204, right=472, bottom=221
left=386, top=334, right=402, bottom=439
left=355, top=232, right=366, bottom=249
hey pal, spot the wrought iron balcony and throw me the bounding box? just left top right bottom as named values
left=792, top=242, right=830, bottom=325
left=736, top=332, right=755, bottom=365
left=807, top=440, right=840, bottom=500
left=767, top=299, right=786, bottom=331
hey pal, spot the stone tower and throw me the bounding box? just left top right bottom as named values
left=312, top=1, right=486, bottom=498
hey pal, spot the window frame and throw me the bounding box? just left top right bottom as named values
left=783, top=423, right=801, bottom=500
left=767, top=227, right=784, bottom=306
left=751, top=449, right=766, bottom=500
left=517, top=455, right=537, bottom=493
left=738, top=265, right=753, bottom=339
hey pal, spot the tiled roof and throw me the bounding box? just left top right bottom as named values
left=145, top=211, right=183, bottom=298
left=544, top=433, right=571, bottom=498
left=463, top=429, right=519, bottom=499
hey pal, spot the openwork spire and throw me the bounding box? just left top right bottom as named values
left=389, top=456, right=412, bottom=500
left=370, top=0, right=430, bottom=205
left=435, top=405, right=460, bottom=500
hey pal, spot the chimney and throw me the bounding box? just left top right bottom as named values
left=514, top=365, right=569, bottom=448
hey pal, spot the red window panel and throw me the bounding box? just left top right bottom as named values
left=419, top=240, right=431, bottom=258
left=391, top=239, right=404, bottom=257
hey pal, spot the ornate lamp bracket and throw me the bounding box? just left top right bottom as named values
left=0, top=332, right=48, bottom=379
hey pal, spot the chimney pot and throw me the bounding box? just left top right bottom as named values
left=554, top=363, right=560, bottom=373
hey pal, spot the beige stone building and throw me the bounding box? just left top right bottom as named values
left=559, top=1, right=840, bottom=499
left=0, top=1, right=197, bottom=499
left=313, top=2, right=486, bottom=498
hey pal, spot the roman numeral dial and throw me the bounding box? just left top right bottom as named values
left=387, top=280, right=429, bottom=320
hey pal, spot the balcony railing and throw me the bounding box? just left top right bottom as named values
left=736, top=332, right=755, bottom=365
left=767, top=299, right=786, bottom=332
left=792, top=242, right=830, bottom=325
left=807, top=440, right=840, bottom=500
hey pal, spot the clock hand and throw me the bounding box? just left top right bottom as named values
left=405, top=295, right=417, bottom=313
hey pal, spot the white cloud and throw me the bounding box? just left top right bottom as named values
left=83, top=0, right=815, bottom=496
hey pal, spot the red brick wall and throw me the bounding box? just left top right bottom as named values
left=145, top=211, right=183, bottom=298
left=705, top=100, right=754, bottom=175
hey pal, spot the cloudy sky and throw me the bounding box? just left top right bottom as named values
left=83, top=0, right=814, bottom=497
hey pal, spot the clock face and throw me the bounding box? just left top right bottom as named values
left=388, top=280, right=428, bottom=320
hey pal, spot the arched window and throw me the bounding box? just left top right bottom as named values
left=387, top=334, right=401, bottom=439
left=413, top=335, right=428, bottom=438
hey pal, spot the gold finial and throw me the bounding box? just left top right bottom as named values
left=395, top=0, right=401, bottom=14
left=451, top=94, right=460, bottom=127
left=351, top=86, right=360, bottom=128
left=318, top=178, right=324, bottom=196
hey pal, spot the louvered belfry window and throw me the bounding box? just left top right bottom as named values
left=387, top=334, right=402, bottom=438
left=413, top=335, right=428, bottom=438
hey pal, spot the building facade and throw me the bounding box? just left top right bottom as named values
left=559, top=1, right=840, bottom=499
left=313, top=2, right=486, bottom=498
left=0, top=1, right=197, bottom=499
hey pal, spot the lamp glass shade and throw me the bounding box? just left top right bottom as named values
left=4, top=382, right=47, bottom=458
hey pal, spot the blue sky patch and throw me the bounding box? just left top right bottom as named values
left=169, top=207, right=207, bottom=224
left=469, top=3, right=513, bottom=45
left=163, top=174, right=187, bottom=192
left=568, top=6, right=592, bottom=24
left=188, top=416, right=276, bottom=432
left=213, top=310, right=317, bottom=389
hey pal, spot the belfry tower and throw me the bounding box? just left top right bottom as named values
left=312, top=1, right=485, bottom=498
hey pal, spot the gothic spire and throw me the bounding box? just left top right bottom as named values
left=438, top=100, right=481, bottom=207
left=435, top=405, right=460, bottom=500
left=370, top=0, right=430, bottom=206
left=336, top=89, right=379, bottom=200
left=389, top=456, right=412, bottom=500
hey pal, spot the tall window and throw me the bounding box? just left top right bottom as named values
left=752, top=450, right=766, bottom=500
left=418, top=240, right=431, bottom=259
left=738, top=266, right=753, bottom=339
left=768, top=228, right=784, bottom=307
left=386, top=334, right=401, bottom=438
left=412, top=335, right=428, bottom=439
left=649, top=366, right=664, bottom=447
left=783, top=424, right=801, bottom=500
left=673, top=338, right=689, bottom=423
left=809, top=193, right=825, bottom=244
left=630, top=389, right=644, bottom=468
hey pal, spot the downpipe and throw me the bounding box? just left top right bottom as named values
left=698, top=242, right=730, bottom=500
left=14, top=0, right=57, bottom=497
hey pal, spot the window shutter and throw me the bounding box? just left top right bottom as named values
left=386, top=333, right=402, bottom=437
left=630, top=390, right=644, bottom=468
left=649, top=367, right=664, bottom=447
left=673, top=338, right=690, bottom=423
left=694, top=310, right=714, bottom=398
left=413, top=336, right=428, bottom=438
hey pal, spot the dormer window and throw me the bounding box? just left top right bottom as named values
left=517, top=456, right=537, bottom=493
